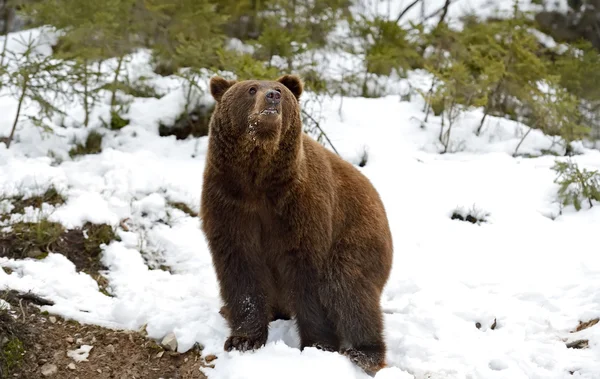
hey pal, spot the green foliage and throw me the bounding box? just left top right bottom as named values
left=11, top=218, right=65, bottom=250
left=83, top=223, right=119, bottom=253
left=530, top=79, right=589, bottom=153
left=215, top=48, right=281, bottom=81
left=3, top=0, right=599, bottom=156
left=549, top=40, right=600, bottom=140
left=1, top=336, right=25, bottom=374
left=106, top=110, right=130, bottom=131
left=1, top=33, right=70, bottom=148
left=551, top=40, right=600, bottom=101
left=552, top=159, right=600, bottom=211
left=423, top=40, right=488, bottom=152
left=145, top=0, right=226, bottom=71
left=23, top=0, right=144, bottom=60
left=459, top=7, right=549, bottom=134
left=352, top=16, right=421, bottom=77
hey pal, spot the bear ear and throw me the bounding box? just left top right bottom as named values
left=277, top=75, right=303, bottom=100
left=210, top=76, right=236, bottom=102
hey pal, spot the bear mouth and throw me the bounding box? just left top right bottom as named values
left=260, top=107, right=280, bottom=116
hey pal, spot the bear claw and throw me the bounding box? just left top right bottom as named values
left=224, top=335, right=265, bottom=352
left=311, top=343, right=338, bottom=353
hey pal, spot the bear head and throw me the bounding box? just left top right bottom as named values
left=208, top=75, right=303, bottom=145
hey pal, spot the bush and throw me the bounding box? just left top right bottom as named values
left=552, top=159, right=600, bottom=211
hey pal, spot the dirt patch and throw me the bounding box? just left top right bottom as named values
left=168, top=202, right=198, bottom=218
left=0, top=222, right=117, bottom=271
left=0, top=221, right=120, bottom=295
left=572, top=318, right=599, bottom=333
left=6, top=187, right=66, bottom=215
left=0, top=291, right=210, bottom=378
left=565, top=318, right=599, bottom=350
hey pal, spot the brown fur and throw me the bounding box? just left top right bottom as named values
left=200, top=74, right=393, bottom=375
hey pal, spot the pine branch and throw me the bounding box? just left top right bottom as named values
left=395, top=0, right=421, bottom=23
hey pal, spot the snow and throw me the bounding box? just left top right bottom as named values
left=354, top=0, right=569, bottom=29
left=1, top=10, right=600, bottom=379
left=67, top=345, right=93, bottom=362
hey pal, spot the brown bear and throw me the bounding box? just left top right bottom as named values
left=200, top=74, right=394, bottom=375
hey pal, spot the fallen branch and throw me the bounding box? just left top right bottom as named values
left=5, top=290, right=55, bottom=306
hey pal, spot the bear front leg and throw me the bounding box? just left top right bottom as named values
left=211, top=243, right=271, bottom=353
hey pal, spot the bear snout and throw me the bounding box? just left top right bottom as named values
left=265, top=89, right=281, bottom=105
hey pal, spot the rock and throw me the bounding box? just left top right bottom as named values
left=138, top=323, right=148, bottom=336
left=193, top=342, right=205, bottom=351
left=40, top=363, right=58, bottom=376
left=106, top=344, right=116, bottom=354
left=160, top=332, right=178, bottom=352
left=27, top=248, right=44, bottom=258
left=49, top=316, right=57, bottom=324
left=66, top=337, right=74, bottom=343
left=67, top=363, right=76, bottom=370
left=205, top=354, right=217, bottom=363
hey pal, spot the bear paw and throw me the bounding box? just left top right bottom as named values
left=311, top=343, right=338, bottom=353
left=224, top=335, right=266, bottom=352
left=343, top=347, right=386, bottom=376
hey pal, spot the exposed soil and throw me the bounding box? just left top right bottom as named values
left=0, top=290, right=211, bottom=379
left=0, top=221, right=119, bottom=296
left=0, top=194, right=214, bottom=378
left=566, top=318, right=600, bottom=350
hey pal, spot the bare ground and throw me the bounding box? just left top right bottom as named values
left=0, top=290, right=212, bottom=379
left=0, top=193, right=214, bottom=379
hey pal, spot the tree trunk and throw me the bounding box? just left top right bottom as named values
left=7, top=77, right=29, bottom=148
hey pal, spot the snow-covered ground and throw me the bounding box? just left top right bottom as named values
left=1, top=10, right=600, bottom=379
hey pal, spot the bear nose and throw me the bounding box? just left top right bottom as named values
left=265, top=89, right=281, bottom=105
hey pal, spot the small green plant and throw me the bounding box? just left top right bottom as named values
left=69, top=130, right=103, bottom=158
left=427, top=60, right=487, bottom=153
left=552, top=159, right=600, bottom=211
left=2, top=337, right=25, bottom=373
left=9, top=186, right=66, bottom=214
left=0, top=296, right=25, bottom=376
left=12, top=219, right=65, bottom=250
left=83, top=223, right=119, bottom=253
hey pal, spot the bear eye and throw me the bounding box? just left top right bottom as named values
left=275, top=88, right=282, bottom=93
left=249, top=87, right=257, bottom=95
